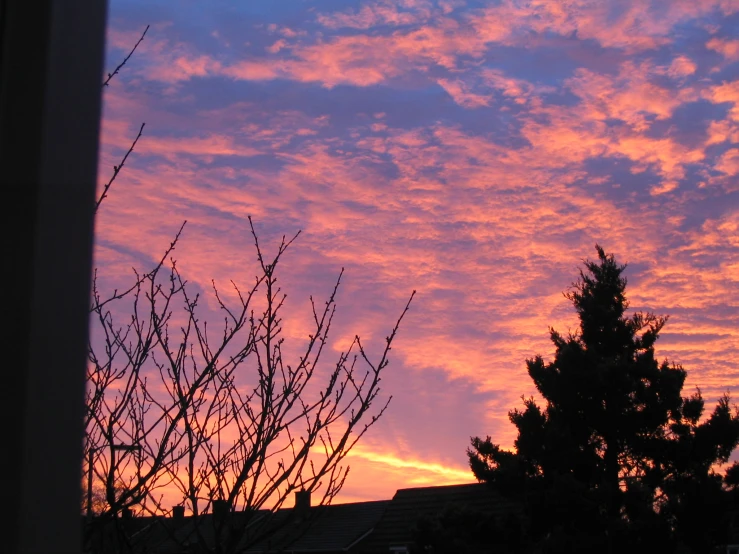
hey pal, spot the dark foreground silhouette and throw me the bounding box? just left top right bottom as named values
left=467, top=246, right=739, bottom=554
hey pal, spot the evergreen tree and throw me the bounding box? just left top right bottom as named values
left=469, top=246, right=739, bottom=552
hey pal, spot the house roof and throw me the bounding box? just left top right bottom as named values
left=150, top=510, right=268, bottom=553
left=124, top=499, right=390, bottom=553
left=356, top=482, right=523, bottom=553
left=245, top=499, right=391, bottom=553
left=85, top=483, right=520, bottom=553
left=83, top=513, right=192, bottom=554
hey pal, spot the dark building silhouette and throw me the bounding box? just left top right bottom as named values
left=85, top=482, right=521, bottom=553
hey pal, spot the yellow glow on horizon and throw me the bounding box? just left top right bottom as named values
left=350, top=447, right=474, bottom=484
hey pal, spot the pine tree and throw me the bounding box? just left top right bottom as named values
left=469, top=246, right=739, bottom=552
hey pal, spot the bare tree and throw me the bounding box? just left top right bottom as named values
left=86, top=218, right=413, bottom=553
left=83, top=25, right=152, bottom=535
left=84, top=26, right=415, bottom=554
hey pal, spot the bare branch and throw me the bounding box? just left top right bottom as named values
left=95, top=122, right=146, bottom=212
left=85, top=220, right=414, bottom=554
left=102, top=25, right=150, bottom=88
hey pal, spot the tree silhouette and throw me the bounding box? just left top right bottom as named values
left=412, top=504, right=523, bottom=554
left=469, top=246, right=739, bottom=553
left=84, top=28, right=415, bottom=553
left=85, top=220, right=414, bottom=554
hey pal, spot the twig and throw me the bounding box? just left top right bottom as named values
left=96, top=122, right=145, bottom=212
left=103, top=25, right=150, bottom=88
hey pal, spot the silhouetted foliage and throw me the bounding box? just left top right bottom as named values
left=468, top=246, right=739, bottom=553
left=84, top=29, right=415, bottom=554
left=411, top=504, right=522, bottom=554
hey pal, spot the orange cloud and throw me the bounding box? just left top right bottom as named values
left=612, top=135, right=704, bottom=182
left=716, top=148, right=739, bottom=175
left=668, top=55, right=697, bottom=78
left=469, top=0, right=729, bottom=52
left=479, top=69, right=548, bottom=105
left=566, top=62, right=696, bottom=131
left=143, top=134, right=262, bottom=159
left=705, top=80, right=739, bottom=121
left=707, top=37, right=739, bottom=60
left=350, top=446, right=473, bottom=483
left=317, top=1, right=426, bottom=29
left=706, top=120, right=739, bottom=145
left=114, top=1, right=735, bottom=93
left=97, top=0, right=739, bottom=507
left=436, top=78, right=491, bottom=108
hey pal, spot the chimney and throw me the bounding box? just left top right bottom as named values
left=294, top=490, right=311, bottom=520
left=212, top=499, right=230, bottom=523
left=172, top=505, right=185, bottom=520
left=122, top=507, right=133, bottom=519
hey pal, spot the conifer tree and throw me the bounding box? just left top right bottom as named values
left=469, top=246, right=739, bottom=552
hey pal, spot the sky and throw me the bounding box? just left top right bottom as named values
left=97, top=0, right=739, bottom=505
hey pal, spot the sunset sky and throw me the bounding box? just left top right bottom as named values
left=96, top=0, right=739, bottom=504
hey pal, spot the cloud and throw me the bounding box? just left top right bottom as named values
left=566, top=61, right=697, bottom=131
left=115, top=0, right=735, bottom=93
left=143, top=134, right=262, bottom=159
left=705, top=80, right=739, bottom=121
left=127, top=34, right=224, bottom=84
left=479, top=69, right=547, bottom=105
left=317, top=0, right=427, bottom=29
left=437, top=78, right=491, bottom=108
left=97, top=0, right=739, bottom=506
left=706, top=120, right=739, bottom=145
left=668, top=55, right=698, bottom=78
left=707, top=37, right=739, bottom=60
left=469, top=0, right=729, bottom=52
left=266, top=39, right=289, bottom=54
left=715, top=148, right=739, bottom=175
left=350, top=446, right=473, bottom=483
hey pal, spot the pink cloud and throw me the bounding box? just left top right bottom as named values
left=121, top=1, right=732, bottom=94
left=266, top=39, right=288, bottom=53
left=468, top=0, right=728, bottom=53
left=438, top=0, right=465, bottom=15
left=116, top=1, right=735, bottom=93
left=94, top=110, right=739, bottom=502
left=143, top=134, right=261, bottom=159
left=719, top=0, right=739, bottom=15
left=668, top=55, right=698, bottom=77
left=97, top=1, right=739, bottom=505
left=706, top=80, right=739, bottom=121
left=119, top=33, right=225, bottom=84
left=436, top=78, right=491, bottom=108
left=317, top=0, right=425, bottom=29
left=566, top=61, right=697, bottom=131
left=612, top=135, right=704, bottom=181
left=224, top=35, right=408, bottom=88
left=479, top=69, right=546, bottom=105
left=221, top=60, right=280, bottom=81
left=707, top=37, right=739, bottom=60
left=716, top=148, right=739, bottom=175
left=706, top=120, right=739, bottom=145
left=270, top=23, right=483, bottom=86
